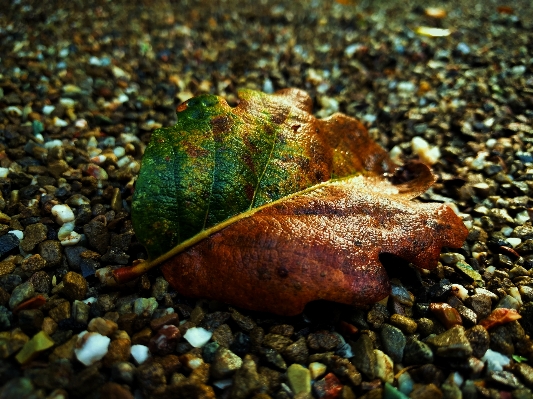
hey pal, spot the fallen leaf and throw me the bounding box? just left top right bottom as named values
left=114, top=88, right=467, bottom=315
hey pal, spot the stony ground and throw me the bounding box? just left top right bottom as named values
left=1, top=0, right=533, bottom=398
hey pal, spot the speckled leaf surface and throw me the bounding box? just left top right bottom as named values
left=124, top=88, right=468, bottom=315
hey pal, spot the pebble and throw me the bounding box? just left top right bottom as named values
left=20, top=224, right=47, bottom=252
left=384, top=382, right=410, bottom=399
left=61, top=271, right=87, bottom=300
left=231, top=354, right=261, bottom=399
left=103, top=339, right=131, bottom=367
left=149, top=325, right=181, bottom=355
left=309, top=362, right=327, bottom=380
left=0, top=233, right=20, bottom=258
left=130, top=344, right=150, bottom=365
left=514, top=363, right=533, bottom=387
left=374, top=349, right=394, bottom=384
left=211, top=347, right=243, bottom=379
left=403, top=337, right=434, bottom=365
left=465, top=325, right=490, bottom=358
left=38, top=240, right=62, bottom=268
left=350, top=334, right=376, bottom=379
left=287, top=363, right=311, bottom=395
left=88, top=317, right=118, bottom=336
left=0, top=260, right=15, bottom=276
left=20, top=254, right=46, bottom=273
left=8, top=281, right=34, bottom=310
left=380, top=324, right=406, bottom=363
left=282, top=336, right=309, bottom=364
left=389, top=314, right=417, bottom=334
left=426, top=326, right=473, bottom=358
left=184, top=327, right=213, bottom=348
left=481, top=348, right=510, bottom=372
left=51, top=204, right=75, bottom=225
left=307, top=330, right=340, bottom=351
left=464, top=294, right=492, bottom=319
left=429, top=302, right=462, bottom=329
left=133, top=297, right=158, bottom=317
left=74, top=331, right=111, bottom=366
left=15, top=330, right=55, bottom=364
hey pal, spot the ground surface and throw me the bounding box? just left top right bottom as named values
left=1, top=0, right=533, bottom=398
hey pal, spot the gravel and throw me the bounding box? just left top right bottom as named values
left=1, top=0, right=533, bottom=397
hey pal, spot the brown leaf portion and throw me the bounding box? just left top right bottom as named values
left=162, top=163, right=467, bottom=316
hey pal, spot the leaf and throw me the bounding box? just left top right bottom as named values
left=114, top=88, right=468, bottom=316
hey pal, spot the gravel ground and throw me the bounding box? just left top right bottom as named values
left=1, top=0, right=533, bottom=398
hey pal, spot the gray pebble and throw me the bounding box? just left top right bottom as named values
left=426, top=326, right=473, bottom=358
left=350, top=333, right=376, bottom=379
left=38, top=240, right=62, bottom=268
left=8, top=281, right=34, bottom=310
left=380, top=323, right=406, bottom=363
left=403, top=337, right=434, bottom=365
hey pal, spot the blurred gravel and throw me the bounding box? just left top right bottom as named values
left=1, top=0, right=533, bottom=398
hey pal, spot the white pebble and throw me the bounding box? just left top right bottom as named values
left=509, top=286, right=523, bottom=306
left=59, top=98, right=76, bottom=107
left=389, top=145, right=403, bottom=165
left=42, top=105, right=55, bottom=115
left=507, top=238, right=521, bottom=248
left=75, top=119, right=88, bottom=129
left=74, top=331, right=111, bottom=366
left=83, top=297, right=97, bottom=305
left=451, top=284, right=469, bottom=301
left=500, top=226, right=514, bottom=237
left=183, top=327, right=213, bottom=348
left=262, top=78, right=274, bottom=94
left=213, top=379, right=233, bottom=389
left=130, top=344, right=150, bottom=365
left=113, top=147, right=126, bottom=158
left=117, top=94, right=129, bottom=103
left=51, top=204, right=75, bottom=225
left=59, top=231, right=82, bottom=246
left=117, top=156, right=133, bottom=168
left=411, top=136, right=441, bottom=165
left=482, top=349, right=510, bottom=372
left=53, top=117, right=68, bottom=127
left=8, top=230, right=23, bottom=240
left=515, top=210, right=530, bottom=225
left=44, top=139, right=63, bottom=149
left=0, top=168, right=8, bottom=178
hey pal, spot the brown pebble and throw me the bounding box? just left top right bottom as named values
left=409, top=382, right=443, bottom=399
left=49, top=301, right=71, bottom=322
left=429, top=303, right=462, bottom=329
left=0, top=260, right=15, bottom=276
left=132, top=327, right=153, bottom=346
left=88, top=317, right=119, bottom=336
left=390, top=314, right=418, bottom=334
left=42, top=317, right=58, bottom=336
left=150, top=312, right=179, bottom=331
left=0, top=287, right=9, bottom=306
left=154, top=354, right=181, bottom=377
left=269, top=324, right=294, bottom=336
left=49, top=334, right=78, bottom=362
left=21, top=254, right=46, bottom=273
left=103, top=339, right=131, bottom=368
left=62, top=271, right=88, bottom=300
left=100, top=381, right=134, bottom=399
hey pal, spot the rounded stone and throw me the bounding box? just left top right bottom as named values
left=62, top=271, right=88, bottom=300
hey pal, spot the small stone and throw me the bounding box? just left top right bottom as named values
left=74, top=331, right=111, bottom=366
left=307, top=330, right=340, bottom=351
left=465, top=325, right=490, bottom=358
left=374, top=349, right=394, bottom=384
left=479, top=308, right=521, bottom=330
left=409, top=383, right=443, bottom=399
left=9, top=281, right=34, bottom=310
left=264, top=333, right=293, bottom=352
left=103, top=338, right=131, bottom=367
left=28, top=271, right=51, bottom=294
left=130, top=344, right=150, bottom=365
left=314, top=372, right=343, bottom=399
left=230, top=308, right=256, bottom=331
left=0, top=260, right=15, bottom=276
left=133, top=297, right=158, bottom=317
left=38, top=240, right=62, bottom=268
left=211, top=347, right=242, bottom=379
left=62, top=271, right=87, bottom=300
left=514, top=362, right=533, bottom=387
left=429, top=302, right=462, bottom=329
left=426, top=325, right=472, bottom=358
left=111, top=361, right=136, bottom=384
left=496, top=295, right=520, bottom=310
left=17, top=309, right=44, bottom=335
left=465, top=294, right=492, bottom=319
left=20, top=254, right=46, bottom=273
left=455, top=261, right=483, bottom=285
left=230, top=331, right=251, bottom=357
left=131, top=327, right=152, bottom=346
left=212, top=323, right=234, bottom=347
left=20, top=224, right=47, bottom=253
left=42, top=317, right=58, bottom=336
left=403, top=337, right=434, bottom=365
left=83, top=219, right=110, bottom=255
left=0, top=378, right=35, bottom=399
left=0, top=233, right=20, bottom=258
left=150, top=312, right=179, bottom=331
left=260, top=348, right=287, bottom=370
left=137, top=361, right=166, bottom=397
left=380, top=324, right=406, bottom=363
left=149, top=325, right=181, bottom=355
left=350, top=334, right=376, bottom=379
left=88, top=317, right=118, bottom=336
left=49, top=301, right=71, bottom=322
left=283, top=337, right=309, bottom=364
left=482, top=348, right=510, bottom=371
left=389, top=314, right=417, bottom=334
left=49, top=334, right=78, bottom=362
left=489, top=325, right=514, bottom=356
left=72, top=300, right=90, bottom=324
left=384, top=382, right=410, bottom=399
left=309, top=362, right=327, bottom=380
left=367, top=303, right=389, bottom=329
left=489, top=370, right=523, bottom=389
left=287, top=363, right=311, bottom=395
left=100, top=382, right=134, bottom=399
left=151, top=276, right=168, bottom=300
left=184, top=327, right=213, bottom=348
left=15, top=330, right=55, bottom=364
left=231, top=354, right=261, bottom=399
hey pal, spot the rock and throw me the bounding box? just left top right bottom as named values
left=88, top=317, right=118, bottom=336
left=28, top=271, right=51, bottom=294
left=314, top=372, right=343, bottom=399
left=49, top=335, right=78, bottom=362
left=15, top=330, right=55, bottom=364
left=20, top=254, right=46, bottom=273
left=72, top=300, right=90, bottom=324
left=150, top=276, right=168, bottom=300
left=489, top=325, right=514, bottom=356
left=136, top=361, right=166, bottom=397
left=374, top=349, right=394, bottom=384
left=389, top=314, right=417, bottom=334
left=429, top=302, right=462, bottom=329
left=309, top=362, right=327, bottom=380
left=514, top=362, right=533, bottom=387
left=488, top=370, right=524, bottom=389
left=481, top=349, right=510, bottom=372
left=380, top=324, right=406, bottom=363
left=211, top=347, right=242, bottom=379
left=38, top=240, right=62, bottom=268
left=260, top=348, right=287, bottom=370
left=130, top=344, right=150, bottom=365
left=283, top=337, right=309, bottom=364
left=230, top=308, right=256, bottom=331
left=83, top=219, right=110, bottom=255
left=150, top=312, right=179, bottom=331
left=230, top=331, right=251, bottom=357
left=0, top=378, right=35, bottom=399
left=18, top=309, right=44, bottom=335
left=111, top=362, right=136, bottom=384
left=367, top=303, right=389, bottom=329
left=20, top=224, right=47, bottom=253
left=0, top=233, right=20, bottom=258
left=149, top=325, right=181, bottom=355
left=287, top=363, right=311, bottom=395
left=61, top=271, right=87, bottom=300
left=183, top=327, right=213, bottom=348
left=409, top=383, right=442, bottom=399
left=403, top=337, right=434, bottom=365
left=212, top=323, right=234, bottom=347
left=330, top=356, right=362, bottom=386
left=74, top=331, right=111, bottom=366
left=263, top=333, right=292, bottom=352
left=131, top=327, right=152, bottom=346
left=231, top=354, right=261, bottom=399
left=8, top=281, right=34, bottom=310
left=425, top=326, right=473, bottom=358
left=133, top=297, right=158, bottom=317
left=384, top=382, right=409, bottom=399
left=0, top=260, right=15, bottom=276
left=465, top=325, right=490, bottom=358
left=350, top=334, right=376, bottom=379
left=103, top=339, right=131, bottom=367
left=49, top=301, right=71, bottom=322
left=100, top=382, right=134, bottom=399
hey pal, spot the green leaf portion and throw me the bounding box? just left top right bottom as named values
left=132, top=89, right=342, bottom=260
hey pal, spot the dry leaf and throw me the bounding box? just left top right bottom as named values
left=114, top=88, right=468, bottom=315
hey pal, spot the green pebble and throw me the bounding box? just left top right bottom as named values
left=133, top=297, right=158, bottom=316
left=384, top=382, right=409, bottom=399
left=15, top=331, right=55, bottom=364
left=455, top=261, right=483, bottom=286
left=287, top=363, right=311, bottom=395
